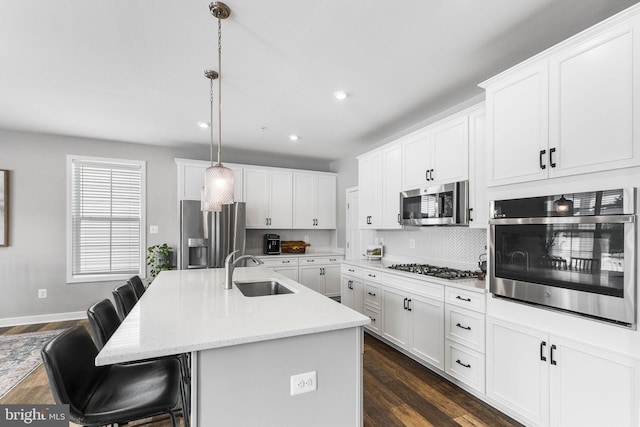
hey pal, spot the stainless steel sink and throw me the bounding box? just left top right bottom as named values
left=235, top=280, right=293, bottom=297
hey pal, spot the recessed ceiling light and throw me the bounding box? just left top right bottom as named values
left=334, top=91, right=348, bottom=100
left=198, top=121, right=211, bottom=129
left=289, top=135, right=299, bottom=141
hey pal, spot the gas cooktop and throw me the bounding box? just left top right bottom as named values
left=387, top=263, right=478, bottom=280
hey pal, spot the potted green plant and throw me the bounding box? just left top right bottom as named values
left=146, top=243, right=172, bottom=283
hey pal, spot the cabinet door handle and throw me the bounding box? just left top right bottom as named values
left=468, top=208, right=473, bottom=222
left=549, top=147, right=557, bottom=168
left=550, top=344, right=557, bottom=365
left=403, top=297, right=408, bottom=310
left=455, top=295, right=472, bottom=302
left=398, top=213, right=401, bottom=224
left=407, top=298, right=412, bottom=311
left=540, top=341, right=547, bottom=362
left=430, top=169, right=434, bottom=181
left=456, top=323, right=471, bottom=331
left=347, top=280, right=353, bottom=290
left=455, top=359, right=471, bottom=369
left=539, top=149, right=547, bottom=170
left=265, top=218, right=269, bottom=226
left=425, top=170, right=430, bottom=181
left=321, top=267, right=325, bottom=275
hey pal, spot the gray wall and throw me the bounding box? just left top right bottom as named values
left=0, top=129, right=330, bottom=323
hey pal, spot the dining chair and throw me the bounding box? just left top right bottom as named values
left=41, top=325, right=182, bottom=427
left=129, top=274, right=146, bottom=299
left=87, top=299, right=121, bottom=349
left=113, top=282, right=138, bottom=320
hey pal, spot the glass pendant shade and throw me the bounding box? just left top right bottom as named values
left=203, top=164, right=234, bottom=211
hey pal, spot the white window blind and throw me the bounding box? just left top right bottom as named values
left=68, top=156, right=145, bottom=282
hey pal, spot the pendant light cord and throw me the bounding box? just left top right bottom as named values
left=217, top=15, right=223, bottom=166
left=209, top=76, right=214, bottom=167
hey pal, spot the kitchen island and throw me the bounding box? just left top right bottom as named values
left=96, top=267, right=370, bottom=427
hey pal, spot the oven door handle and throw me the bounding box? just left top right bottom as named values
left=490, top=215, right=636, bottom=225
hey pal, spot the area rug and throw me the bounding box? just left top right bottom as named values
left=0, top=329, right=66, bottom=399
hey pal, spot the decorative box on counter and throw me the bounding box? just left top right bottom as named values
left=281, top=241, right=310, bottom=253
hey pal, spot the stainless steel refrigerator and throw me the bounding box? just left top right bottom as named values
left=179, top=200, right=246, bottom=269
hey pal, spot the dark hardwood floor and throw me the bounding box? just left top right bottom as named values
left=1, top=321, right=522, bottom=426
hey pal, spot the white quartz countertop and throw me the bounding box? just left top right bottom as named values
left=342, top=259, right=487, bottom=293
left=95, top=267, right=369, bottom=366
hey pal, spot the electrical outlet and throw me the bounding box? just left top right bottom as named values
left=379, top=237, right=384, bottom=245
left=409, top=239, right=415, bottom=249
left=374, top=237, right=379, bottom=245
left=38, top=289, right=47, bottom=299
left=150, top=225, right=159, bottom=234
left=290, top=371, right=317, bottom=396
left=303, top=235, right=309, bottom=243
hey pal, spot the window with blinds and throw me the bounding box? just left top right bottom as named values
left=67, top=156, right=145, bottom=282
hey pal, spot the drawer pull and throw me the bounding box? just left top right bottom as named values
left=348, top=268, right=355, bottom=272
left=368, top=292, right=376, bottom=297
left=369, top=316, right=376, bottom=322
left=455, top=323, right=471, bottom=331
left=367, top=273, right=377, bottom=278
left=330, top=258, right=337, bottom=261
left=456, top=359, right=471, bottom=369
left=282, top=260, right=290, bottom=263
left=455, top=295, right=472, bottom=302
left=307, top=259, right=315, bottom=262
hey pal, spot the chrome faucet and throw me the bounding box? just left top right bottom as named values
left=224, top=250, right=264, bottom=290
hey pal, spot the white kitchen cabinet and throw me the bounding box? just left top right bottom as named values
left=175, top=158, right=243, bottom=202
left=292, top=172, right=336, bottom=229
left=358, top=150, right=383, bottom=229
left=299, top=256, right=343, bottom=297
left=259, top=257, right=299, bottom=282
left=244, top=168, right=292, bottom=229
left=486, top=317, right=640, bottom=427
left=381, top=143, right=403, bottom=229
left=548, top=22, right=639, bottom=178
left=341, top=274, right=364, bottom=314
left=484, top=64, right=549, bottom=187
left=381, top=278, right=445, bottom=370
left=402, top=115, right=469, bottom=190
left=467, top=105, right=488, bottom=228
left=482, top=12, right=640, bottom=187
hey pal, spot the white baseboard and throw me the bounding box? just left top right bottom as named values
left=0, top=311, right=86, bottom=327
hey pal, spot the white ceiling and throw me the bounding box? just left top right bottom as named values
left=1, top=0, right=638, bottom=162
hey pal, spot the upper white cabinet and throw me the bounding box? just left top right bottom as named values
left=402, top=114, right=469, bottom=189
left=292, top=172, right=336, bottom=229
left=244, top=168, right=292, bottom=229
left=381, top=143, right=403, bottom=229
left=176, top=158, right=243, bottom=202
left=482, top=13, right=640, bottom=187
left=358, top=150, right=383, bottom=229
left=467, top=105, right=488, bottom=228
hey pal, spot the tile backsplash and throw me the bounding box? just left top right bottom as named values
left=374, top=227, right=487, bottom=270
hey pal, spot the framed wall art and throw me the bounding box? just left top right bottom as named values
left=0, top=170, right=7, bottom=247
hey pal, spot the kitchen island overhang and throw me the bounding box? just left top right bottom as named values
left=96, top=267, right=370, bottom=427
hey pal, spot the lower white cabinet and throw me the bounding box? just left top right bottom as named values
left=382, top=281, right=445, bottom=370
left=486, top=317, right=640, bottom=427
left=341, top=275, right=363, bottom=314
left=299, top=256, right=343, bottom=297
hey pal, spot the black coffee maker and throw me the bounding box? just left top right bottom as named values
left=263, top=234, right=281, bottom=255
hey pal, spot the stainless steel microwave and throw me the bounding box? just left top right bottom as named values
left=400, top=181, right=469, bottom=226
left=490, top=188, right=636, bottom=328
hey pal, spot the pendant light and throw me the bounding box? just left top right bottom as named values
left=203, top=1, right=234, bottom=212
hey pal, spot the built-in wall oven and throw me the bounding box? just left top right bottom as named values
left=489, top=188, right=636, bottom=327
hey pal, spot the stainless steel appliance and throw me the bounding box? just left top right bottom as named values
left=400, top=181, right=469, bottom=226
left=263, top=234, right=281, bottom=255
left=387, top=263, right=478, bottom=280
left=490, top=188, right=636, bottom=327
left=179, top=200, right=246, bottom=269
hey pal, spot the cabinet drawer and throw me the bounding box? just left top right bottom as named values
left=445, top=340, right=485, bottom=393
left=260, top=257, right=298, bottom=267
left=365, top=283, right=381, bottom=307
left=364, top=307, right=380, bottom=334
left=445, top=305, right=485, bottom=353
left=445, top=287, right=486, bottom=313
left=363, top=269, right=382, bottom=283
left=301, top=256, right=343, bottom=265
left=341, top=264, right=363, bottom=277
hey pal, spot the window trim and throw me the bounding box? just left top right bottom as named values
left=66, top=154, right=146, bottom=283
